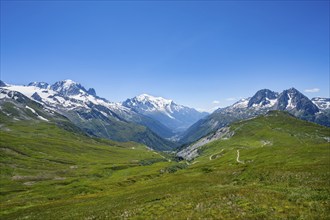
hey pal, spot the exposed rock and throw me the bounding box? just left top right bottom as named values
left=177, top=126, right=234, bottom=160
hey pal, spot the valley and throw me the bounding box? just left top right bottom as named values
left=0, top=90, right=329, bottom=219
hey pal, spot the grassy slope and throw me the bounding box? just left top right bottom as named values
left=1, top=111, right=330, bottom=219
left=65, top=110, right=175, bottom=151
left=0, top=88, right=175, bottom=151
left=180, top=108, right=267, bottom=144
left=0, top=106, right=175, bottom=219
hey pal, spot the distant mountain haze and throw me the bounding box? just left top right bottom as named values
left=123, top=94, right=208, bottom=133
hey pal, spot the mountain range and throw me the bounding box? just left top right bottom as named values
left=0, top=80, right=207, bottom=150
left=1, top=80, right=329, bottom=150
left=180, top=88, right=330, bottom=144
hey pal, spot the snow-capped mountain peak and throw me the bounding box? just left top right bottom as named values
left=0, top=80, right=7, bottom=87
left=28, top=82, right=50, bottom=89
left=136, top=94, right=173, bottom=106
left=2, top=79, right=109, bottom=112
left=216, top=89, right=278, bottom=113
left=125, top=94, right=179, bottom=115
left=123, top=94, right=208, bottom=132
left=311, top=97, right=330, bottom=110
left=230, top=98, right=250, bottom=109
left=274, top=88, right=319, bottom=114
left=50, top=79, right=85, bottom=96
left=247, top=89, right=278, bottom=108
left=47, top=79, right=97, bottom=98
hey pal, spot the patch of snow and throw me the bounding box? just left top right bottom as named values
left=231, top=98, right=249, bottom=109
left=100, top=111, right=108, bottom=117
left=267, top=98, right=277, bottom=107
left=25, top=106, right=37, bottom=114
left=286, top=93, right=295, bottom=109
left=3, top=111, right=11, bottom=117
left=25, top=105, right=49, bottom=122
left=62, top=79, right=77, bottom=90
left=38, top=115, right=49, bottom=121
left=312, top=97, right=330, bottom=110
left=5, top=85, right=37, bottom=97
left=5, top=85, right=58, bottom=104
left=0, top=93, right=8, bottom=99
left=53, top=96, right=65, bottom=104
left=252, top=103, right=261, bottom=108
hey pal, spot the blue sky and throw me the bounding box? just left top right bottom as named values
left=1, top=1, right=329, bottom=111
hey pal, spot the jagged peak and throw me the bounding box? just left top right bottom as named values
left=54, top=79, right=80, bottom=87
left=279, top=87, right=308, bottom=100
left=63, top=79, right=78, bottom=84
left=311, top=97, right=330, bottom=101
left=284, top=87, right=300, bottom=94
left=248, top=89, right=278, bottom=108
left=49, top=79, right=88, bottom=97
left=255, top=88, right=278, bottom=95
left=28, top=82, right=50, bottom=89
left=0, top=80, right=7, bottom=87
left=87, top=88, right=96, bottom=96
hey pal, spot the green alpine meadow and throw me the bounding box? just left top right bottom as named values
left=1, top=96, right=329, bottom=219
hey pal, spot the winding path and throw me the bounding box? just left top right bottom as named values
left=185, top=161, right=200, bottom=165
left=236, top=150, right=244, bottom=164
left=209, top=149, right=224, bottom=161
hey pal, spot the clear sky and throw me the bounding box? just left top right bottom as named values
left=1, top=0, right=329, bottom=111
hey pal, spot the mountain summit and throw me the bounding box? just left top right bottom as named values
left=275, top=88, right=319, bottom=115
left=247, top=89, right=278, bottom=108
left=122, top=94, right=208, bottom=132
left=28, top=82, right=50, bottom=89
left=50, top=79, right=97, bottom=97
left=127, top=94, right=175, bottom=114
left=180, top=87, right=329, bottom=144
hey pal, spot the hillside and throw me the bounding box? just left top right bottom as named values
left=1, top=110, right=329, bottom=219
left=0, top=87, right=175, bottom=151
left=180, top=88, right=330, bottom=144
left=0, top=95, right=176, bottom=219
